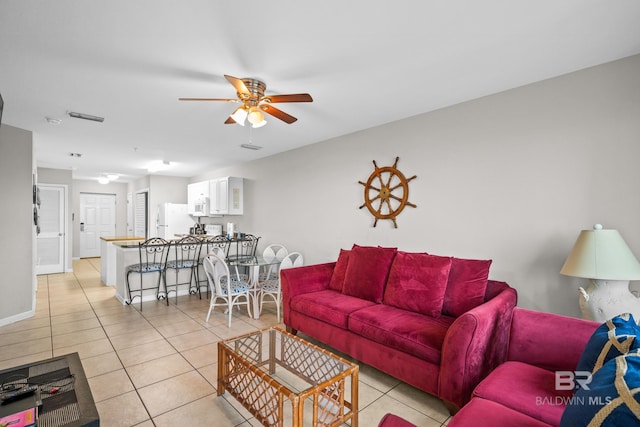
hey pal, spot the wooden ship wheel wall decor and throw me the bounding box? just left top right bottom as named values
left=358, top=157, right=416, bottom=228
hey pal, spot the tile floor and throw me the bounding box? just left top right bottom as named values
left=0, top=258, right=452, bottom=427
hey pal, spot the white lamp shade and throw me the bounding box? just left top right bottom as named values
left=560, top=225, right=640, bottom=280
left=230, top=107, right=247, bottom=126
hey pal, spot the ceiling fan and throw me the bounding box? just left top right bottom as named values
left=179, top=75, right=313, bottom=127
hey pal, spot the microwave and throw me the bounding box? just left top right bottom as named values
left=190, top=198, right=209, bottom=216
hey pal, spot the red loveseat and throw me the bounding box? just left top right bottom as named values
left=448, top=307, right=600, bottom=426
left=281, top=245, right=517, bottom=410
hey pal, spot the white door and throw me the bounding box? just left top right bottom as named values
left=80, top=193, right=116, bottom=258
left=36, top=185, right=65, bottom=274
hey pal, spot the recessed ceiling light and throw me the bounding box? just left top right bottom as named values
left=68, top=111, right=104, bottom=122
left=147, top=160, right=171, bottom=173
left=240, top=143, right=262, bottom=150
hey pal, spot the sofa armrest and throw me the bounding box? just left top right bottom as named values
left=438, top=281, right=517, bottom=408
left=281, top=262, right=335, bottom=325
left=507, top=307, right=599, bottom=372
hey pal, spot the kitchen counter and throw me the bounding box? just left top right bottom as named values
left=100, top=237, right=145, bottom=286
left=100, top=236, right=146, bottom=242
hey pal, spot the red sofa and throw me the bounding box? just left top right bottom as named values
left=448, top=307, right=600, bottom=426
left=281, top=245, right=517, bottom=410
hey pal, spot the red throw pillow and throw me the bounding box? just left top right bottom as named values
left=328, top=249, right=350, bottom=291
left=343, top=245, right=397, bottom=303
left=383, top=252, right=452, bottom=317
left=442, top=257, right=492, bottom=317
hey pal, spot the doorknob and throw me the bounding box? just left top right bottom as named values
left=80, top=222, right=85, bottom=232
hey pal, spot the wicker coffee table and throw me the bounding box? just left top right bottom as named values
left=218, top=327, right=359, bottom=427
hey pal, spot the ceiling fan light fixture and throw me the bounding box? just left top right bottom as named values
left=98, top=176, right=109, bottom=185
left=230, top=107, right=248, bottom=126
left=247, top=107, right=264, bottom=125
left=251, top=119, right=267, bottom=128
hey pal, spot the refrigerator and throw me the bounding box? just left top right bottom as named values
left=156, top=203, right=193, bottom=239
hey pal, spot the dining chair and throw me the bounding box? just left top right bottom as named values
left=195, top=234, right=230, bottom=298
left=164, top=235, right=202, bottom=305
left=259, top=243, right=288, bottom=281
left=203, top=253, right=252, bottom=328
left=259, top=251, right=303, bottom=322
left=125, top=237, right=170, bottom=310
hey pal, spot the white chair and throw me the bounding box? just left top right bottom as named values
left=203, top=253, right=251, bottom=328
left=259, top=251, right=303, bottom=322
left=259, top=243, right=289, bottom=281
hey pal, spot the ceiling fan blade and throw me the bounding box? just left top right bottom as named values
left=178, top=98, right=237, bottom=102
left=224, top=75, right=249, bottom=95
left=224, top=116, right=236, bottom=124
left=263, top=94, right=313, bottom=103
left=262, top=104, right=297, bottom=124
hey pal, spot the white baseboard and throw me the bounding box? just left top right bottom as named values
left=0, top=309, right=35, bottom=328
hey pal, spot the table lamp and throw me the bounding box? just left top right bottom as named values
left=560, top=224, right=640, bottom=322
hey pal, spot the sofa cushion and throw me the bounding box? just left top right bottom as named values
left=576, top=313, right=640, bottom=375
left=560, top=350, right=640, bottom=427
left=473, top=361, right=572, bottom=426
left=328, top=249, right=350, bottom=291
left=290, top=289, right=376, bottom=329
left=448, top=398, right=554, bottom=427
left=442, top=257, right=492, bottom=317
left=348, top=304, right=454, bottom=363
left=378, top=413, right=418, bottom=427
left=343, top=245, right=397, bottom=303
left=383, top=252, right=452, bottom=317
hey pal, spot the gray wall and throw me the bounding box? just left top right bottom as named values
left=193, top=54, right=640, bottom=318
left=0, top=124, right=35, bottom=324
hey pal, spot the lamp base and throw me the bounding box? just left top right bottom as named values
left=578, top=279, right=640, bottom=323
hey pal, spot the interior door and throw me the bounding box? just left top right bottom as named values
left=80, top=193, right=116, bottom=258
left=36, top=184, right=65, bottom=274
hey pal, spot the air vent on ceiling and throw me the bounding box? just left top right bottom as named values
left=240, top=143, right=262, bottom=150
left=68, top=111, right=104, bottom=122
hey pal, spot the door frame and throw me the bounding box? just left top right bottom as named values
left=36, top=183, right=68, bottom=274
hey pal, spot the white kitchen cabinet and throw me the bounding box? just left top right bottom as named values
left=209, top=177, right=243, bottom=215
left=187, top=180, right=210, bottom=216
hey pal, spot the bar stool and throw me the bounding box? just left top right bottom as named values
left=196, top=234, right=230, bottom=298
left=164, top=235, right=202, bottom=304
left=125, top=237, right=170, bottom=310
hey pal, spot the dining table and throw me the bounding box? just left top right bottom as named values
left=226, top=255, right=282, bottom=319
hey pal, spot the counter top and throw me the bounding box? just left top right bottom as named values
left=100, top=236, right=146, bottom=242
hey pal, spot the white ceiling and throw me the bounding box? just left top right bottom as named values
left=2, top=1, right=640, bottom=182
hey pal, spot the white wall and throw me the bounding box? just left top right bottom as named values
left=0, top=124, right=35, bottom=324
left=193, top=54, right=640, bottom=318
